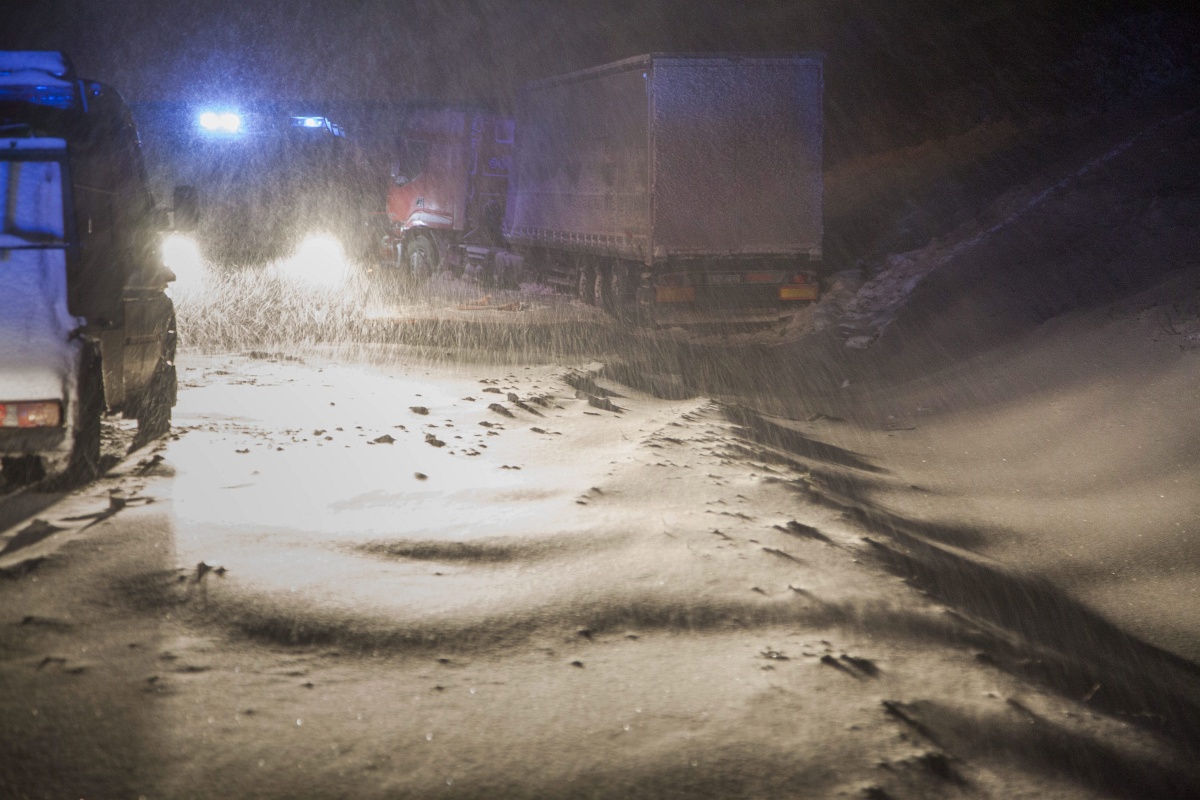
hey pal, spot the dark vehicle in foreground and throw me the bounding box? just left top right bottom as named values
left=385, top=54, right=825, bottom=323
left=0, top=51, right=185, bottom=481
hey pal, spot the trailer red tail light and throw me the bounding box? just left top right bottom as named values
left=655, top=286, right=697, bottom=303
left=791, top=273, right=813, bottom=284
left=1, top=401, right=63, bottom=428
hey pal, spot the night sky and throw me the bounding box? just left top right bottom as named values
left=4, top=1, right=1195, bottom=157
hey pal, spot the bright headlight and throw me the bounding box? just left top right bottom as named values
left=280, top=233, right=350, bottom=289
left=199, top=110, right=242, bottom=134
left=161, top=233, right=207, bottom=294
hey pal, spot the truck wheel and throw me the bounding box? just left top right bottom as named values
left=137, top=361, right=175, bottom=441
left=137, top=311, right=177, bottom=442
left=578, top=259, right=597, bottom=305
left=404, top=233, right=439, bottom=283
left=595, top=261, right=615, bottom=314
left=525, top=249, right=547, bottom=286
left=67, top=343, right=104, bottom=482
left=610, top=262, right=638, bottom=323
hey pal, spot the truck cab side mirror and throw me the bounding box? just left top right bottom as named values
left=172, top=185, right=200, bottom=231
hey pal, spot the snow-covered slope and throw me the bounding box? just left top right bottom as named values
left=693, top=95, right=1200, bottom=666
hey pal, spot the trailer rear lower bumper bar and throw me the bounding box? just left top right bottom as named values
left=653, top=285, right=818, bottom=303
left=638, top=286, right=816, bottom=325
left=642, top=306, right=800, bottom=326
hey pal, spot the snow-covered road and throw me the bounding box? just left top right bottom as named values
left=1, top=348, right=1197, bottom=798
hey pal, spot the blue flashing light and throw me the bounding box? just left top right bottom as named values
left=289, top=116, right=345, bottom=137
left=198, top=110, right=241, bottom=134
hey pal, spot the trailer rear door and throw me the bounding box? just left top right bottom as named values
left=650, top=56, right=823, bottom=258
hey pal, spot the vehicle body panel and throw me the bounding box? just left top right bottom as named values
left=0, top=51, right=177, bottom=475
left=503, top=63, right=651, bottom=261
left=504, top=53, right=824, bottom=265
left=0, top=140, right=83, bottom=470
left=650, top=56, right=823, bottom=258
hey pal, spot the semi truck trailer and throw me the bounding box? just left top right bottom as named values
left=385, top=53, right=824, bottom=323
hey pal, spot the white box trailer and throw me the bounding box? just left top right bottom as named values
left=503, top=53, right=824, bottom=321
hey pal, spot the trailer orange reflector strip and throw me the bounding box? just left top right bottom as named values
left=779, top=285, right=819, bottom=301
left=655, top=286, right=697, bottom=303
left=1, top=401, right=63, bottom=428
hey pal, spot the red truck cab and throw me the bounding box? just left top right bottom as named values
left=385, top=110, right=513, bottom=282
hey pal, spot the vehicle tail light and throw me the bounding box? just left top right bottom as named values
left=1, top=401, right=63, bottom=428
left=655, top=286, right=697, bottom=303
left=791, top=273, right=813, bottom=284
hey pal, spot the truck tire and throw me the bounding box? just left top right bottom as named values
left=610, top=261, right=638, bottom=323
left=137, top=360, right=175, bottom=441
left=136, top=310, right=177, bottom=441
left=578, top=259, right=597, bottom=305
left=67, top=343, right=104, bottom=482
left=404, top=232, right=439, bottom=283
left=595, top=261, right=615, bottom=314
left=525, top=249, right=547, bottom=286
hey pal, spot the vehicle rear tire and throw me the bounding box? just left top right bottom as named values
left=595, top=261, right=615, bottom=314
left=136, top=361, right=175, bottom=441
left=136, top=311, right=177, bottom=442
left=578, top=259, right=597, bottom=306
left=404, top=233, right=439, bottom=283
left=67, top=343, right=103, bottom=482
left=525, top=248, right=547, bottom=286
left=609, top=261, right=638, bottom=323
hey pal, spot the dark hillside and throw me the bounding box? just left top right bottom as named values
left=845, top=96, right=1200, bottom=379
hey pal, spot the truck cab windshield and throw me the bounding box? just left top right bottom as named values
left=391, top=139, right=429, bottom=185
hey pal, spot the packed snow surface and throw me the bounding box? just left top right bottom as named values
left=0, top=350, right=1197, bottom=798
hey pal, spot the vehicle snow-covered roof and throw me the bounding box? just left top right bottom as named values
left=0, top=51, right=73, bottom=88
left=0, top=51, right=78, bottom=109
left=0, top=51, right=72, bottom=78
